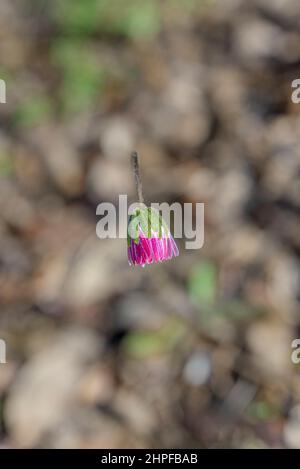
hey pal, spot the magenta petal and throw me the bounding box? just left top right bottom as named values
left=151, top=238, right=159, bottom=262
left=128, top=231, right=179, bottom=267
left=170, top=235, right=179, bottom=257
left=128, top=246, right=133, bottom=265
left=141, top=237, right=151, bottom=260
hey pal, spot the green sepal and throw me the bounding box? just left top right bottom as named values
left=127, top=206, right=170, bottom=245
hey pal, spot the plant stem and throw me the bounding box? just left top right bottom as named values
left=131, top=151, right=144, bottom=204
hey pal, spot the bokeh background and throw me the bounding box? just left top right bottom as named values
left=0, top=0, right=300, bottom=449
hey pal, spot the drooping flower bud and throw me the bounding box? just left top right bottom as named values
left=127, top=205, right=179, bottom=267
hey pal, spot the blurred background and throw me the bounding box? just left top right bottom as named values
left=0, top=0, right=300, bottom=449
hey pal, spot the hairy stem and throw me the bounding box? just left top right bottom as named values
left=131, top=151, right=144, bottom=204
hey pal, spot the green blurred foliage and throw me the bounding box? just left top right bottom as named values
left=51, top=39, right=105, bottom=114
left=248, top=400, right=279, bottom=422
left=13, top=0, right=212, bottom=120
left=54, top=0, right=100, bottom=35
left=122, top=318, right=186, bottom=359
left=13, top=95, right=54, bottom=128
left=0, top=68, right=11, bottom=83
left=189, top=261, right=217, bottom=306
left=0, top=153, right=13, bottom=177
left=53, top=0, right=160, bottom=39
left=52, top=0, right=210, bottom=39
